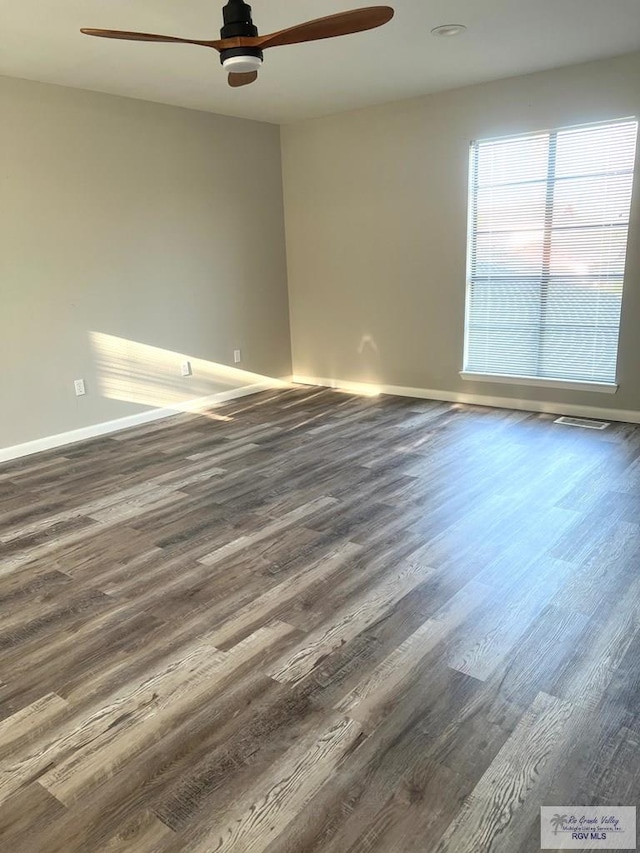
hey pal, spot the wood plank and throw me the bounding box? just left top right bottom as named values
left=0, top=635, right=228, bottom=806
left=269, top=560, right=433, bottom=684
left=209, top=541, right=363, bottom=649
left=0, top=693, right=68, bottom=757
left=335, top=580, right=492, bottom=725
left=102, top=810, right=174, bottom=851
left=0, top=783, right=65, bottom=849
left=448, top=557, right=574, bottom=681
left=39, top=621, right=296, bottom=804
left=179, top=716, right=364, bottom=853
left=434, top=692, right=574, bottom=853
left=197, top=496, right=338, bottom=566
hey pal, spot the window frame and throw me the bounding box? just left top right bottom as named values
left=461, top=117, right=638, bottom=393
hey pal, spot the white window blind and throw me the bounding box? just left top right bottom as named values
left=464, top=118, right=638, bottom=385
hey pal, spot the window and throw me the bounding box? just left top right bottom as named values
left=463, top=118, right=638, bottom=389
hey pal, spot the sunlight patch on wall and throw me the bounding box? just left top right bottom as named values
left=90, top=331, right=289, bottom=414
left=292, top=375, right=381, bottom=397
left=331, top=380, right=381, bottom=397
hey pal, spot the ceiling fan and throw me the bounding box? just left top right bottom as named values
left=81, top=1, right=394, bottom=88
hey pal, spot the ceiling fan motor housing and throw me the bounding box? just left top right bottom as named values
left=220, top=0, right=263, bottom=72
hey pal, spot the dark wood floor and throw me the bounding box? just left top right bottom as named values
left=0, top=386, right=639, bottom=852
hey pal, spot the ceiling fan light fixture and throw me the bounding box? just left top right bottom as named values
left=431, top=23, right=467, bottom=37
left=221, top=53, right=263, bottom=73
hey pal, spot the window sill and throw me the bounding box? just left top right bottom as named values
left=459, top=372, right=618, bottom=394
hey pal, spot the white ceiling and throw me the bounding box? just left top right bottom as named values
left=1, top=0, right=640, bottom=124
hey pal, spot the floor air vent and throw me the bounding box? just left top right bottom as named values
left=554, top=416, right=610, bottom=430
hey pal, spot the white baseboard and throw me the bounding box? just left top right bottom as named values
left=292, top=374, right=640, bottom=425
left=5, top=373, right=637, bottom=465
left=0, top=379, right=290, bottom=464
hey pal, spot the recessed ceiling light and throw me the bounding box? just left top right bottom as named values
left=431, top=24, right=467, bottom=37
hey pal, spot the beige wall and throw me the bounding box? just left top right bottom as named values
left=0, top=75, right=290, bottom=450
left=4, top=54, right=640, bottom=453
left=282, top=52, right=640, bottom=416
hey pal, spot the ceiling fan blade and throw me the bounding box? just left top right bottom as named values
left=228, top=71, right=258, bottom=87
left=80, top=28, right=223, bottom=49
left=81, top=6, right=394, bottom=58
left=256, top=6, right=393, bottom=49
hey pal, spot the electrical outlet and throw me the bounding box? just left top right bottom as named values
left=74, top=379, right=86, bottom=397
left=181, top=361, right=192, bottom=377
left=233, top=349, right=242, bottom=364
